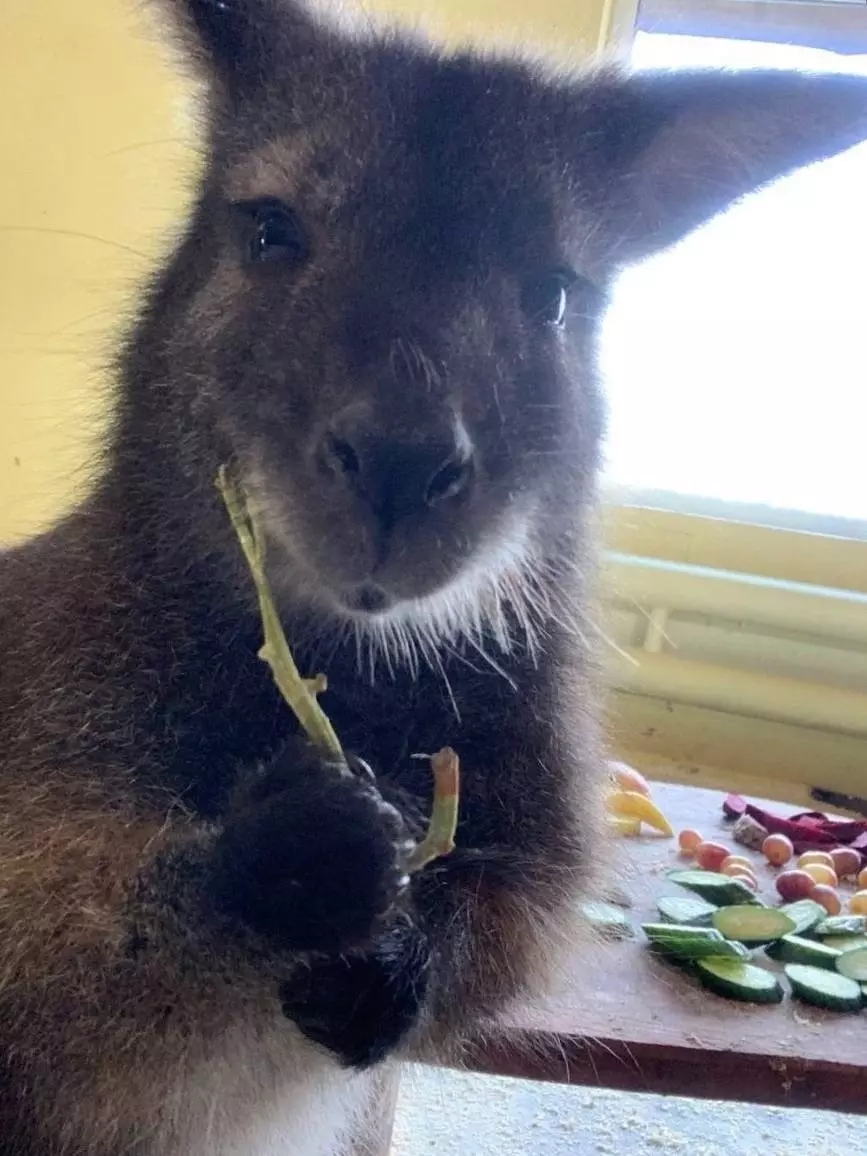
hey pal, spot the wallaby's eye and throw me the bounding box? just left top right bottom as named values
left=520, top=267, right=578, bottom=328
left=234, top=198, right=310, bottom=266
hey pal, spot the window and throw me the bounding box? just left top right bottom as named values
left=600, top=1, right=867, bottom=804
left=603, top=24, right=867, bottom=535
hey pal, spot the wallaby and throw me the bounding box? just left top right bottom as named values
left=0, top=1, right=864, bottom=1152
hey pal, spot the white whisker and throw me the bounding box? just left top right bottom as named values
left=299, top=509, right=593, bottom=698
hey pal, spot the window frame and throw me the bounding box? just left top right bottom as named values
left=637, top=0, right=867, bottom=55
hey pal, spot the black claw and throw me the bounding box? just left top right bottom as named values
left=347, top=754, right=377, bottom=784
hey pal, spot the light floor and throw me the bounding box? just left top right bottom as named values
left=392, top=1066, right=859, bottom=1156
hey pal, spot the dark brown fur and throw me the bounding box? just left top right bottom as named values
left=0, top=1, right=864, bottom=1152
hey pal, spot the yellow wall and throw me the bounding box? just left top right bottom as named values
left=0, top=2, right=194, bottom=542
left=0, top=0, right=629, bottom=545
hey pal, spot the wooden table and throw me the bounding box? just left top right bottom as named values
left=463, top=782, right=867, bottom=1116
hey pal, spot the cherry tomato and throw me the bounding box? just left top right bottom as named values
left=811, top=885, right=842, bottom=916
left=762, top=834, right=794, bottom=867
left=830, top=847, right=861, bottom=880
left=775, top=870, right=816, bottom=902
left=803, top=863, right=838, bottom=889
left=678, top=829, right=703, bottom=858
left=695, top=842, right=730, bottom=872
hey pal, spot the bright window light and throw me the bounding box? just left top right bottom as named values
left=601, top=32, right=867, bottom=528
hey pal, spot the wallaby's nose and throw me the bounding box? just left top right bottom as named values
left=318, top=413, right=475, bottom=528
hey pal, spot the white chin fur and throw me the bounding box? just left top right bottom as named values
left=339, top=512, right=559, bottom=689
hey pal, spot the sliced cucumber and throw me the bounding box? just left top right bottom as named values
left=823, top=934, right=867, bottom=953
left=712, top=905, right=795, bottom=944
left=779, top=899, right=826, bottom=938
left=643, top=923, right=723, bottom=943
left=657, top=895, right=718, bottom=927
left=785, top=963, right=863, bottom=1012
left=695, top=957, right=784, bottom=1005
left=643, top=924, right=750, bottom=962
left=667, top=870, right=759, bottom=907
left=674, top=939, right=752, bottom=962
left=580, top=901, right=634, bottom=939
left=816, top=916, right=867, bottom=938
left=835, top=946, right=867, bottom=983
left=764, top=935, right=841, bottom=969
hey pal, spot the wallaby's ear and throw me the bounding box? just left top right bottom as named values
left=573, top=69, right=867, bottom=265
left=155, top=0, right=319, bottom=91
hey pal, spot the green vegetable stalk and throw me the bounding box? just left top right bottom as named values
left=406, top=746, right=460, bottom=873
left=216, top=465, right=459, bottom=872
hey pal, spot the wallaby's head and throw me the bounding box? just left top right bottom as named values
left=140, top=0, right=865, bottom=647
